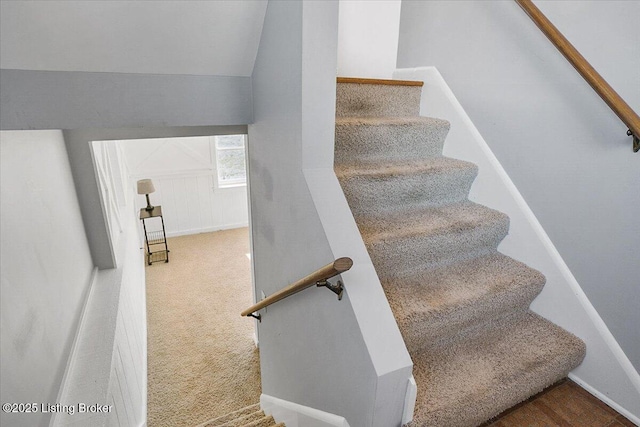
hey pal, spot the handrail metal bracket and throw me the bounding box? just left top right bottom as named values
left=627, top=129, right=639, bottom=153
left=248, top=312, right=261, bottom=322
left=316, top=279, right=344, bottom=300
left=241, top=257, right=353, bottom=318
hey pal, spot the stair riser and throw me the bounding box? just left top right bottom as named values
left=366, top=219, right=509, bottom=276
left=398, top=283, right=543, bottom=353
left=336, top=83, right=422, bottom=117
left=335, top=120, right=449, bottom=164
left=339, top=167, right=478, bottom=216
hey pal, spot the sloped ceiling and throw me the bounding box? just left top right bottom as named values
left=0, top=0, right=267, bottom=76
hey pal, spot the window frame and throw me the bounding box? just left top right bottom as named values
left=212, top=134, right=248, bottom=189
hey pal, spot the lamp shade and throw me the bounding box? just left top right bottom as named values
left=137, top=179, right=155, bottom=195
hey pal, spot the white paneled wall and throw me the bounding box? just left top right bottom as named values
left=107, top=230, right=146, bottom=427
left=54, top=141, right=146, bottom=427
left=118, top=136, right=248, bottom=238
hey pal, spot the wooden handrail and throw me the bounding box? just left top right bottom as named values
left=241, top=257, right=353, bottom=318
left=515, top=0, right=640, bottom=152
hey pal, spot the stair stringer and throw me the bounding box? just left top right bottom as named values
left=304, top=168, right=415, bottom=427
left=394, top=66, right=640, bottom=424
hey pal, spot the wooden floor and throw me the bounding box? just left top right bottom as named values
left=482, top=379, right=635, bottom=427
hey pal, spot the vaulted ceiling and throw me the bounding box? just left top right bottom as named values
left=0, top=0, right=267, bottom=76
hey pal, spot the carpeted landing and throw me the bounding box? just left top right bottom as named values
left=146, top=228, right=262, bottom=427
left=335, top=79, right=586, bottom=426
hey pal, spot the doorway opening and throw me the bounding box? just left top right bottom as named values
left=92, top=132, right=260, bottom=427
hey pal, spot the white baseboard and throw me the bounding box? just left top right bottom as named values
left=164, top=222, right=248, bottom=238
left=253, top=330, right=259, bottom=348
left=569, top=374, right=640, bottom=426
left=261, top=394, right=351, bottom=427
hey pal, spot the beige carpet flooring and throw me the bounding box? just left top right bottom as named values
left=146, top=228, right=261, bottom=427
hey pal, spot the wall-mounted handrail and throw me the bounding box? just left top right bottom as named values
left=515, top=0, right=640, bottom=152
left=241, top=257, right=353, bottom=320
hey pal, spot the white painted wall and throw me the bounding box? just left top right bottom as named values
left=397, top=0, right=640, bottom=372
left=337, top=0, right=401, bottom=79
left=249, top=2, right=408, bottom=425
left=93, top=141, right=126, bottom=264
left=0, top=130, right=94, bottom=427
left=118, top=135, right=249, bottom=238
left=303, top=1, right=413, bottom=424
left=0, top=0, right=267, bottom=76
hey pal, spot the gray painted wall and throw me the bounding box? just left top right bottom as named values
left=0, top=130, right=94, bottom=427
left=0, top=0, right=266, bottom=76
left=248, top=2, right=382, bottom=425
left=1, top=70, right=252, bottom=130
left=397, top=0, right=640, bottom=369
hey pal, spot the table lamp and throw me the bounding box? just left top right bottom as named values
left=137, top=179, right=156, bottom=212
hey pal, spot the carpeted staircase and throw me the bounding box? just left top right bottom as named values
left=334, top=78, right=586, bottom=427
left=197, top=403, right=285, bottom=427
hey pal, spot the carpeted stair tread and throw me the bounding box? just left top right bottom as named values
left=199, top=403, right=261, bottom=426
left=218, top=410, right=268, bottom=427
left=336, top=157, right=478, bottom=214
left=411, top=311, right=586, bottom=427
left=358, top=201, right=508, bottom=244
left=242, top=414, right=277, bottom=427
left=201, top=407, right=283, bottom=427
left=335, top=116, right=450, bottom=163
left=335, top=156, right=475, bottom=179
left=382, top=253, right=545, bottom=348
left=361, top=202, right=510, bottom=274
left=336, top=80, right=422, bottom=117
left=336, top=116, right=446, bottom=126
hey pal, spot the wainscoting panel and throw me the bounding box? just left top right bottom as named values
left=136, top=173, right=248, bottom=237
left=53, top=211, right=147, bottom=427
left=107, top=212, right=147, bottom=427
left=118, top=136, right=248, bottom=238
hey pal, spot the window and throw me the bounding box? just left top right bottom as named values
left=214, top=134, right=247, bottom=187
